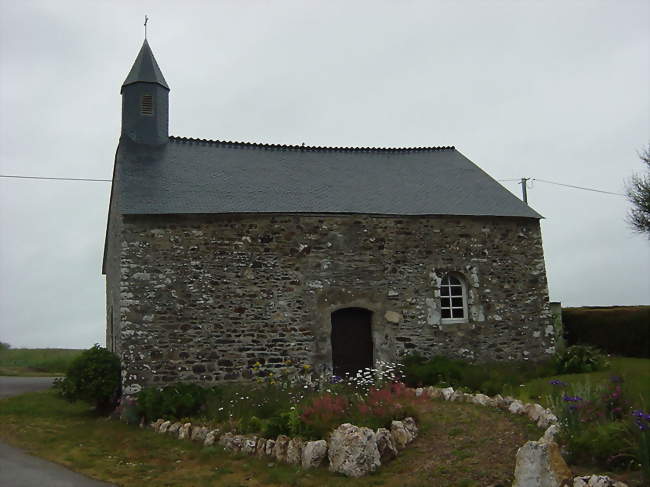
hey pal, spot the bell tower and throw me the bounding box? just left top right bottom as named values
left=121, top=40, right=169, bottom=145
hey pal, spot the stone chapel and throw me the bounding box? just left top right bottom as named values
left=104, top=40, right=555, bottom=395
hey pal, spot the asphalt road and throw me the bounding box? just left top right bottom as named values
left=0, top=376, right=115, bottom=487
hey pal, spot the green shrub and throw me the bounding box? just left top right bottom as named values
left=402, top=354, right=465, bottom=388
left=563, top=306, right=650, bottom=358
left=53, top=344, right=120, bottom=414
left=137, top=383, right=208, bottom=421
left=402, top=353, right=555, bottom=395
left=563, top=422, right=633, bottom=468
left=555, top=345, right=608, bottom=374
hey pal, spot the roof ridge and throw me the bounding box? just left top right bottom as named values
left=169, top=135, right=454, bottom=153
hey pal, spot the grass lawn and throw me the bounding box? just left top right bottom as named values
left=514, top=357, right=650, bottom=408
left=0, top=390, right=540, bottom=487
left=0, top=348, right=82, bottom=376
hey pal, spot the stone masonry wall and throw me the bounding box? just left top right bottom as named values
left=114, top=213, right=554, bottom=395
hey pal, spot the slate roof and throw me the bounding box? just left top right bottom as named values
left=114, top=136, right=542, bottom=219
left=121, top=40, right=169, bottom=92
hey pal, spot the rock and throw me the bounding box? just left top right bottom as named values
left=167, top=422, right=182, bottom=435
left=512, top=440, right=573, bottom=487
left=222, top=434, right=244, bottom=452
left=158, top=420, right=171, bottom=433
left=526, top=403, right=547, bottom=422
left=191, top=426, right=209, bottom=442
left=204, top=429, right=219, bottom=446
left=242, top=436, right=258, bottom=455
left=440, top=387, right=455, bottom=401
left=539, top=424, right=560, bottom=444
left=255, top=438, right=267, bottom=457
left=450, top=390, right=466, bottom=402
left=390, top=420, right=412, bottom=450
left=151, top=419, right=165, bottom=431
left=415, top=387, right=424, bottom=397
left=273, top=435, right=290, bottom=463
left=265, top=439, right=276, bottom=456
left=509, top=400, right=526, bottom=415
left=402, top=417, right=418, bottom=440
left=384, top=311, right=402, bottom=323
left=302, top=440, right=327, bottom=469
left=426, top=386, right=443, bottom=399
left=537, top=410, right=559, bottom=429
left=492, top=394, right=504, bottom=407
left=573, top=475, right=628, bottom=487
left=328, top=423, right=381, bottom=478
left=286, top=438, right=305, bottom=465
left=178, top=423, right=192, bottom=440
left=472, top=393, right=491, bottom=407
left=500, top=396, right=517, bottom=408
left=375, top=428, right=398, bottom=463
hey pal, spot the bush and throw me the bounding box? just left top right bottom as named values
left=137, top=383, right=208, bottom=422
left=53, top=344, right=120, bottom=414
left=563, top=306, right=650, bottom=358
left=564, top=422, right=633, bottom=468
left=555, top=345, right=608, bottom=374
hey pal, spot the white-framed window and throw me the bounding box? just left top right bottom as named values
left=440, top=274, right=468, bottom=323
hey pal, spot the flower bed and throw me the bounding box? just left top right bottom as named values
left=128, top=361, right=426, bottom=440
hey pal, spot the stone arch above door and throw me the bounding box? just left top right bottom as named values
left=311, top=291, right=397, bottom=376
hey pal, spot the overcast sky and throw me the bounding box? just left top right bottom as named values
left=1, top=0, right=648, bottom=349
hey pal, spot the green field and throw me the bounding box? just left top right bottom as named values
left=0, top=347, right=83, bottom=376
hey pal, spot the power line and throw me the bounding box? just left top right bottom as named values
left=0, top=174, right=111, bottom=182
left=533, top=178, right=625, bottom=196
left=498, top=177, right=624, bottom=197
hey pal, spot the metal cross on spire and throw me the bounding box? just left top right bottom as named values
left=144, top=15, right=149, bottom=39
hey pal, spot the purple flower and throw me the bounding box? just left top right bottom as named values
left=610, top=375, right=624, bottom=384
left=549, top=379, right=567, bottom=387
left=563, top=394, right=583, bottom=403
left=632, top=409, right=650, bottom=431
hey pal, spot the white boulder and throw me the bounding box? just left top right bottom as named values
left=390, top=420, right=412, bottom=450
left=273, top=435, right=290, bottom=463
left=513, top=440, right=573, bottom=487
left=440, top=387, right=455, bottom=400
left=573, top=475, right=628, bottom=487
left=178, top=423, right=192, bottom=440
left=328, top=423, right=381, bottom=477
left=286, top=438, right=304, bottom=465
left=509, top=400, right=527, bottom=415
left=302, top=440, right=328, bottom=469
left=375, top=428, right=398, bottom=463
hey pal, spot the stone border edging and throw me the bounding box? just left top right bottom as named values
left=148, top=415, right=418, bottom=477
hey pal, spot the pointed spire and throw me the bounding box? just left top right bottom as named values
left=121, top=39, right=169, bottom=93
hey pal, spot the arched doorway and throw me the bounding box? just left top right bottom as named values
left=331, top=307, right=373, bottom=377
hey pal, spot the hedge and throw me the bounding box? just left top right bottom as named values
left=562, top=306, right=650, bottom=358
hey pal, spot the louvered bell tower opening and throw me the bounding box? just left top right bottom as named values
left=140, top=94, right=154, bottom=116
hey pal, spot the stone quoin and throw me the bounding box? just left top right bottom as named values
left=103, top=40, right=554, bottom=395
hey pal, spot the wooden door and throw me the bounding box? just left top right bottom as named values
left=331, top=308, right=373, bottom=377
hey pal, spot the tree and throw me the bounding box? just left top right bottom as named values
left=626, top=146, right=650, bottom=237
